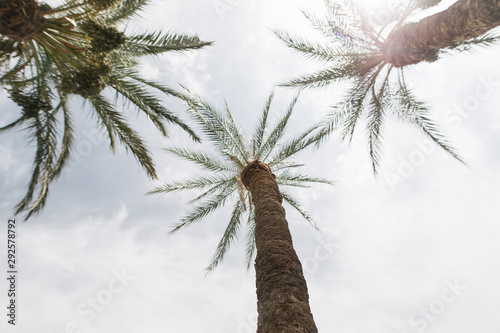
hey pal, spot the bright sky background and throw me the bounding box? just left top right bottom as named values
left=1, top=0, right=500, bottom=332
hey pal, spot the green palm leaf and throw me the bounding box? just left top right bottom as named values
left=15, top=108, right=58, bottom=220
left=184, top=91, right=249, bottom=165
left=1, top=0, right=211, bottom=218
left=50, top=95, right=74, bottom=180
left=150, top=174, right=234, bottom=194
left=123, top=31, right=212, bottom=56
left=257, top=94, right=298, bottom=161
left=154, top=92, right=333, bottom=273
left=276, top=0, right=494, bottom=173
left=280, top=191, right=318, bottom=230
left=393, top=71, right=463, bottom=162
left=205, top=199, right=245, bottom=274
left=244, top=206, right=256, bottom=269
left=170, top=181, right=237, bottom=233
left=164, top=147, right=237, bottom=173
left=252, top=91, right=273, bottom=151
left=105, top=0, right=151, bottom=24
left=187, top=178, right=236, bottom=204
left=0, top=118, right=24, bottom=132
left=88, top=94, right=157, bottom=179
left=276, top=170, right=333, bottom=188
left=267, top=124, right=321, bottom=167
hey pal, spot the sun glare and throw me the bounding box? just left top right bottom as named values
left=352, top=0, right=393, bottom=12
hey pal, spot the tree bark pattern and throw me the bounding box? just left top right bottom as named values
left=241, top=161, right=318, bottom=333
left=383, top=0, right=500, bottom=67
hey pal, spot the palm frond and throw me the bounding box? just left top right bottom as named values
left=323, top=0, right=376, bottom=46
left=366, top=85, right=386, bottom=173
left=0, top=44, right=31, bottom=82
left=125, top=74, right=201, bottom=142
left=394, top=71, right=463, bottom=162
left=14, top=118, right=44, bottom=216
left=105, top=0, right=151, bottom=24
left=338, top=80, right=370, bottom=141
left=266, top=124, right=320, bottom=167
left=155, top=93, right=331, bottom=272
left=1, top=0, right=211, bottom=220
left=274, top=29, right=346, bottom=63
left=0, top=37, right=19, bottom=54
left=87, top=94, right=157, bottom=179
left=126, top=72, right=188, bottom=100
left=276, top=170, right=333, bottom=188
left=244, top=206, right=256, bottom=269
left=269, top=162, right=305, bottom=172
left=109, top=77, right=169, bottom=136
left=50, top=95, right=74, bottom=180
left=252, top=91, right=273, bottom=152
left=205, top=199, right=244, bottom=274
left=122, top=31, right=212, bottom=56
left=441, top=34, right=500, bottom=54
left=170, top=181, right=237, bottom=233
left=223, top=100, right=250, bottom=162
left=280, top=190, right=318, bottom=230
left=279, top=64, right=357, bottom=89
left=0, top=118, right=24, bottom=132
left=258, top=94, right=299, bottom=161
left=15, top=109, right=58, bottom=220
left=150, top=174, right=234, bottom=194
left=277, top=0, right=473, bottom=175
left=184, top=90, right=248, bottom=165
left=301, top=9, right=335, bottom=39
left=164, top=147, right=237, bottom=173
left=187, top=178, right=237, bottom=204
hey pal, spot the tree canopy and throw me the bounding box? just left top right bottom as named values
left=0, top=0, right=212, bottom=219
left=151, top=91, right=332, bottom=273
left=276, top=0, right=500, bottom=172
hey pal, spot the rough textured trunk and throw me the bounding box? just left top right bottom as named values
left=0, top=0, right=45, bottom=41
left=241, top=161, right=318, bottom=333
left=383, top=0, right=500, bottom=67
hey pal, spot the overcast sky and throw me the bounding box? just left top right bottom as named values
left=1, top=0, right=500, bottom=332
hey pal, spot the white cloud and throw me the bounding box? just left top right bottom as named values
left=1, top=1, right=500, bottom=332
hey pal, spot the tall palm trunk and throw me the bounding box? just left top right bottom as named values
left=383, top=0, right=500, bottom=67
left=0, top=0, right=45, bottom=41
left=241, top=161, right=318, bottom=333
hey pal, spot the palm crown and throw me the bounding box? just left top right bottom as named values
left=0, top=0, right=212, bottom=219
left=151, top=91, right=332, bottom=273
left=276, top=0, right=500, bottom=172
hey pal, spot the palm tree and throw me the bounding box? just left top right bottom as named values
left=0, top=0, right=212, bottom=219
left=151, top=91, right=332, bottom=332
left=383, top=0, right=500, bottom=67
left=276, top=0, right=500, bottom=172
